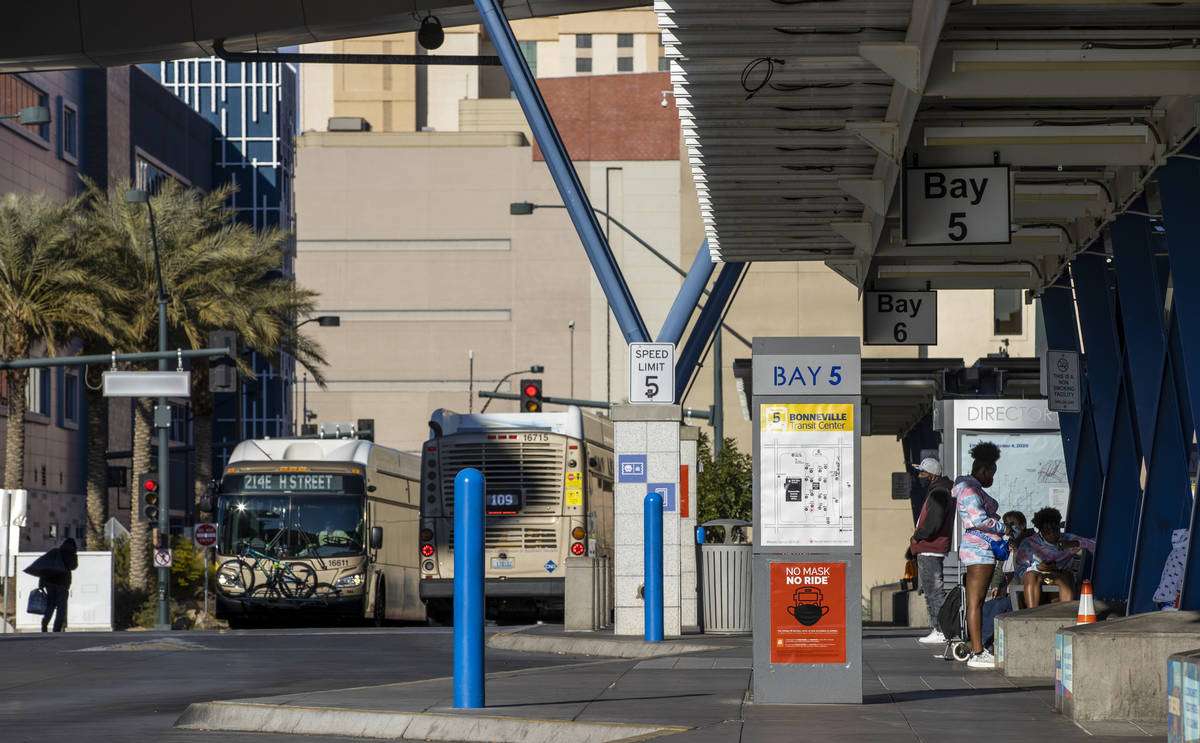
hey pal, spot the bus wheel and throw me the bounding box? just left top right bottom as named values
left=426, top=599, right=452, bottom=626
left=373, top=579, right=387, bottom=627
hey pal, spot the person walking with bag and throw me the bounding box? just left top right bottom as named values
left=954, top=442, right=1009, bottom=669
left=907, top=457, right=955, bottom=645
left=25, top=537, right=78, bottom=632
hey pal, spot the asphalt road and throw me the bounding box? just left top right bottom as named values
left=0, top=624, right=581, bottom=743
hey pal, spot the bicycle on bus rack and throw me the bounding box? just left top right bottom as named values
left=217, top=541, right=319, bottom=601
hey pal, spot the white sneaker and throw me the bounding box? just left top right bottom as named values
left=967, top=650, right=996, bottom=669
left=918, top=629, right=946, bottom=645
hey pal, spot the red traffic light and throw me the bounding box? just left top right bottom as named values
left=144, top=479, right=157, bottom=492
left=523, top=384, right=539, bottom=397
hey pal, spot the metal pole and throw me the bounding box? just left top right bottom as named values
left=302, top=373, right=307, bottom=426
left=453, top=468, right=485, bottom=708
left=644, top=491, right=664, bottom=642
left=204, top=550, right=209, bottom=621
left=2, top=490, right=10, bottom=634
left=569, top=321, right=575, bottom=398
left=713, top=329, right=723, bottom=457
left=148, top=200, right=172, bottom=632
left=468, top=350, right=474, bottom=414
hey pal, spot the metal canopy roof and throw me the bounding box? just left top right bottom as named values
left=659, top=0, right=1200, bottom=293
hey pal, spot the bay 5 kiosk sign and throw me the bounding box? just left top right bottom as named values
left=751, top=337, right=862, bottom=704
left=903, top=165, right=1011, bottom=246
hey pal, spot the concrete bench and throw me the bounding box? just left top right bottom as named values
left=1055, top=610, right=1200, bottom=722
left=995, top=599, right=1117, bottom=679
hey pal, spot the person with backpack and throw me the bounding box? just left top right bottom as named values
left=955, top=442, right=1010, bottom=669
left=906, top=456, right=955, bottom=645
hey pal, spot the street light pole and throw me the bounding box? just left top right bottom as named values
left=568, top=321, right=575, bottom=398
left=479, top=365, right=545, bottom=413
left=127, top=188, right=172, bottom=631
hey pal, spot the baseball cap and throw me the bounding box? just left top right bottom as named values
left=914, top=457, right=941, bottom=476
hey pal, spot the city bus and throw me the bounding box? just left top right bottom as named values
left=209, top=425, right=422, bottom=627
left=419, top=406, right=614, bottom=622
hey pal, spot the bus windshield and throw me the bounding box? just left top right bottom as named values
left=217, top=495, right=366, bottom=558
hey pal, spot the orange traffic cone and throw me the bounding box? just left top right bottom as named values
left=1076, top=579, right=1097, bottom=624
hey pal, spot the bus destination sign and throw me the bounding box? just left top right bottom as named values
left=240, top=473, right=345, bottom=492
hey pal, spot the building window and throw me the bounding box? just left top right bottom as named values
left=62, top=369, right=78, bottom=423
left=518, top=41, right=538, bottom=77
left=61, top=104, right=77, bottom=159
left=993, top=289, right=1023, bottom=335
left=26, top=367, right=49, bottom=416
left=617, top=33, right=634, bottom=48
left=576, top=34, right=592, bottom=49
left=0, top=73, right=50, bottom=141
left=576, top=57, right=593, bottom=73
left=659, top=57, right=670, bottom=72
left=617, top=57, right=634, bottom=72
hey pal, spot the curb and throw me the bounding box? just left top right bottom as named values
left=176, top=701, right=687, bottom=743
left=486, top=631, right=725, bottom=658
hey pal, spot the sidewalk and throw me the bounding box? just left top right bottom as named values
left=177, top=626, right=1164, bottom=742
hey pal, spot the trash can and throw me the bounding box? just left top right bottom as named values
left=698, top=518, right=752, bottom=634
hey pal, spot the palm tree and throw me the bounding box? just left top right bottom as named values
left=81, top=181, right=326, bottom=587
left=0, top=193, right=123, bottom=500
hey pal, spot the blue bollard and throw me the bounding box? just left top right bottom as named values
left=644, top=492, right=664, bottom=642
left=696, top=525, right=706, bottom=545
left=453, top=468, right=485, bottom=708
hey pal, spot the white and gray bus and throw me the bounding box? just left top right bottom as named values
left=418, top=407, right=614, bottom=622
left=210, top=430, right=422, bottom=627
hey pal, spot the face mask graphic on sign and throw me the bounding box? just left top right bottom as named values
left=787, top=586, right=830, bottom=626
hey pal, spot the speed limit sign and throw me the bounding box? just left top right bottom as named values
left=629, top=342, right=675, bottom=404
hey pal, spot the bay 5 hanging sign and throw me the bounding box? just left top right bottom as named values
left=903, top=165, right=1011, bottom=246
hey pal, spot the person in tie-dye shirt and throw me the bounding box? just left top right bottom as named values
left=1016, top=506, right=1095, bottom=607
left=954, top=441, right=1009, bottom=669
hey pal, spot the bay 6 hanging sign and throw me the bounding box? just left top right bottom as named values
left=903, top=165, right=1011, bottom=246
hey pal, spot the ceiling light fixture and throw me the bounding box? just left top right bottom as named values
left=953, top=49, right=1200, bottom=72
left=418, top=15, right=445, bottom=51
left=924, top=125, right=1149, bottom=146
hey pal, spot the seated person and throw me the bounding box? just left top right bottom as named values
left=981, top=511, right=1033, bottom=649
left=1015, top=507, right=1095, bottom=607
left=318, top=520, right=351, bottom=547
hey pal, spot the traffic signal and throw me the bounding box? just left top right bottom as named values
left=520, top=379, right=543, bottom=413
left=139, top=473, right=160, bottom=522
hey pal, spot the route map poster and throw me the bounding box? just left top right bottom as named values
left=759, top=403, right=855, bottom=546
left=770, top=562, right=846, bottom=664
left=959, top=432, right=1068, bottom=520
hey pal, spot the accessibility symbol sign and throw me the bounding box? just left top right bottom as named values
left=153, top=548, right=173, bottom=568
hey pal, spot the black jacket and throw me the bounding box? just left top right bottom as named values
left=911, top=476, right=955, bottom=545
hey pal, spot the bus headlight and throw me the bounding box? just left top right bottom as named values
left=334, top=573, right=365, bottom=588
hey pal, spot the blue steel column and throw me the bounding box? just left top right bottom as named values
left=675, top=262, right=747, bottom=398
left=1110, top=205, right=1193, bottom=613
left=1071, top=248, right=1141, bottom=601
left=473, top=0, right=649, bottom=343
left=1039, top=277, right=1083, bottom=484
left=453, top=468, right=485, bottom=708
left=658, top=241, right=715, bottom=345
left=1155, top=138, right=1200, bottom=608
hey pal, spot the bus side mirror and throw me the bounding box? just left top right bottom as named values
left=370, top=526, right=383, bottom=550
